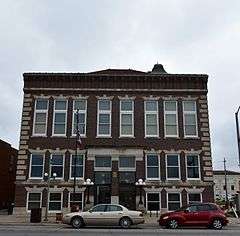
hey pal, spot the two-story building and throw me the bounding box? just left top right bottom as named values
left=14, top=64, right=214, bottom=217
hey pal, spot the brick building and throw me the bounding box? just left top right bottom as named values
left=15, top=64, right=214, bottom=217
left=0, top=139, right=17, bottom=210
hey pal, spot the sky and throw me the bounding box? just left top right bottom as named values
left=0, top=0, right=240, bottom=171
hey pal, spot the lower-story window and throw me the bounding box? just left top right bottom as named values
left=188, top=193, right=202, bottom=204
left=69, top=192, right=83, bottom=210
left=27, top=192, right=42, bottom=211
left=146, top=193, right=160, bottom=211
left=49, top=192, right=62, bottom=212
left=168, top=193, right=181, bottom=211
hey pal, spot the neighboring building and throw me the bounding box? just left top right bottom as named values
left=0, top=139, right=18, bottom=210
left=213, top=170, right=240, bottom=201
left=15, top=64, right=214, bottom=217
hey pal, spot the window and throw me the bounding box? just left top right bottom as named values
left=183, top=101, right=198, bottom=137
left=53, top=100, right=67, bottom=135
left=95, top=156, right=111, bottom=168
left=146, top=154, right=159, bottom=179
left=27, top=193, right=42, bottom=211
left=145, top=100, right=159, bottom=137
left=29, top=154, right=44, bottom=179
left=50, top=154, right=64, bottom=179
left=188, top=193, right=202, bottom=204
left=70, top=154, right=84, bottom=179
left=231, top=185, right=234, bottom=191
left=69, top=192, right=83, bottom=210
left=72, top=100, right=87, bottom=136
left=119, top=172, right=136, bottom=184
left=91, top=205, right=106, bottom=212
left=33, top=99, right=48, bottom=135
left=106, top=205, right=123, bottom=212
left=49, top=192, right=62, bottom=212
left=119, top=156, right=135, bottom=169
left=97, top=99, right=111, bottom=137
left=166, top=154, right=180, bottom=179
left=120, top=100, right=134, bottom=137
left=146, top=193, right=160, bottom=211
left=168, top=193, right=181, bottom=211
left=186, top=155, right=200, bottom=179
left=223, top=185, right=226, bottom=190
left=95, top=172, right=111, bottom=185
left=164, top=101, right=178, bottom=137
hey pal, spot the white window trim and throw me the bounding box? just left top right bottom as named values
left=50, top=154, right=65, bottom=180
left=146, top=192, right=161, bottom=212
left=166, top=154, right=181, bottom=180
left=144, top=100, right=159, bottom=138
left=52, top=99, right=68, bottom=136
left=68, top=192, right=84, bottom=210
left=186, top=154, right=201, bottom=180
left=97, top=99, right=112, bottom=137
left=29, top=153, right=45, bottom=180
left=69, top=154, right=85, bottom=180
left=183, top=101, right=198, bottom=138
left=187, top=192, right=202, bottom=204
left=48, top=192, right=63, bottom=213
left=26, top=192, right=42, bottom=213
left=32, top=99, right=48, bottom=136
left=145, top=154, right=160, bottom=180
left=167, top=192, right=182, bottom=212
left=164, top=100, right=179, bottom=138
left=72, top=99, right=87, bottom=137
left=120, top=99, right=134, bottom=137
left=118, top=156, right=136, bottom=172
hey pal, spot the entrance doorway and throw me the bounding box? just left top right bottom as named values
left=119, top=185, right=136, bottom=210
left=95, top=185, right=111, bottom=204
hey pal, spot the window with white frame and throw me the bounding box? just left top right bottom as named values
left=70, top=154, right=84, bottom=179
left=183, top=101, right=198, bottom=137
left=120, top=100, right=134, bottom=137
left=95, top=156, right=111, bottom=168
left=188, top=193, right=202, bottom=204
left=119, top=156, right=135, bottom=169
left=166, top=154, right=180, bottom=179
left=53, top=100, right=67, bottom=135
left=97, top=99, right=111, bottom=136
left=186, top=155, right=200, bottom=179
left=72, top=99, right=87, bottom=136
left=168, top=193, right=181, bottom=211
left=145, top=100, right=159, bottom=137
left=27, top=192, right=42, bottom=211
left=164, top=101, right=178, bottom=137
left=33, top=99, right=48, bottom=135
left=69, top=192, right=83, bottom=210
left=49, top=192, right=62, bottom=212
left=146, top=154, right=159, bottom=179
left=50, top=154, right=64, bottom=178
left=29, top=154, right=44, bottom=178
left=146, top=193, right=160, bottom=211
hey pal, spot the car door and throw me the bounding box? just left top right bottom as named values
left=83, top=204, right=106, bottom=225
left=104, top=205, right=124, bottom=225
left=195, top=204, right=211, bottom=224
left=183, top=205, right=200, bottom=225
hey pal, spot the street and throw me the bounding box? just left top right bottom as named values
left=0, top=225, right=240, bottom=236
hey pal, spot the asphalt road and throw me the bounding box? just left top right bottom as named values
left=0, top=225, right=240, bottom=236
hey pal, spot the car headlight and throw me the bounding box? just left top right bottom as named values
left=162, top=216, right=169, bottom=220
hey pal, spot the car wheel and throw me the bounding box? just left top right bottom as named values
left=212, top=219, right=223, bottom=230
left=120, top=217, right=131, bottom=229
left=168, top=219, right=179, bottom=229
left=71, top=216, right=83, bottom=229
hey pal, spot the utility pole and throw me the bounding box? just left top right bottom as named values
left=224, top=158, right=229, bottom=208
left=235, top=106, right=240, bottom=167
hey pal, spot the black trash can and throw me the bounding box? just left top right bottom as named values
left=30, top=208, right=42, bottom=223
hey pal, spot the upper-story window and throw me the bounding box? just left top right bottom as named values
left=97, top=99, right=111, bottom=137
left=146, top=154, right=160, bottom=180
left=186, top=155, right=200, bottom=179
left=119, top=156, right=135, bottom=171
left=95, top=156, right=112, bottom=168
left=166, top=154, right=180, bottom=180
left=29, top=154, right=44, bottom=179
left=164, top=101, right=178, bottom=137
left=144, top=100, right=159, bottom=137
left=50, top=154, right=64, bottom=179
left=70, top=154, right=84, bottom=179
left=72, top=100, right=87, bottom=136
left=120, top=100, right=134, bottom=137
left=183, top=101, right=198, bottom=137
left=53, top=100, right=67, bottom=136
left=33, top=99, right=48, bottom=136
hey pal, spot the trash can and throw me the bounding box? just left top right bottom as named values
left=30, top=208, right=42, bottom=223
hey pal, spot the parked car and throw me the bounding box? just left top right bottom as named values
left=63, top=204, right=145, bottom=229
left=158, top=203, right=228, bottom=230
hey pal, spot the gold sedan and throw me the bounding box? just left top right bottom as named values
left=63, top=204, right=145, bottom=229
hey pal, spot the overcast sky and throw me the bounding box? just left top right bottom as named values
left=0, top=0, right=240, bottom=171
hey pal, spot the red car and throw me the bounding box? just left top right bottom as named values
left=159, top=203, right=228, bottom=230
